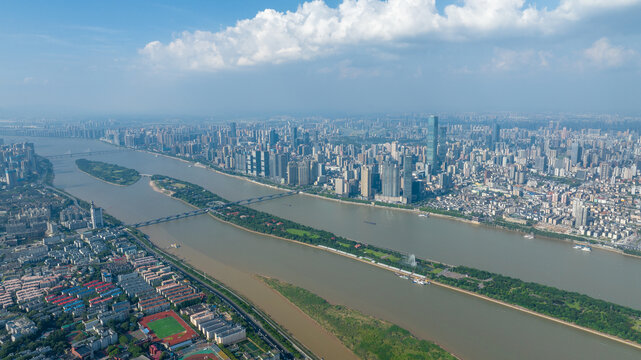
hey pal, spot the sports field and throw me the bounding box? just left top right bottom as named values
left=148, top=316, right=186, bottom=339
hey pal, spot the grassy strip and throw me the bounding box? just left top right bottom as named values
left=151, top=175, right=641, bottom=346
left=75, top=158, right=141, bottom=186
left=263, top=277, right=456, bottom=360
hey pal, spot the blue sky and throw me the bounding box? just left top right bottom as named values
left=1, top=0, right=641, bottom=117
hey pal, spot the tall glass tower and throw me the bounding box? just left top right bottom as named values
left=426, top=115, right=438, bottom=174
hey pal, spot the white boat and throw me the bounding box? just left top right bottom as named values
left=573, top=244, right=591, bottom=252
left=524, top=233, right=534, bottom=239
left=397, top=274, right=409, bottom=280
left=418, top=213, right=428, bottom=218
left=412, top=278, right=426, bottom=285
left=170, top=243, right=180, bottom=249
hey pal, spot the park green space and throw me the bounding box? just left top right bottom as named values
left=263, top=277, right=456, bottom=360
left=147, top=317, right=185, bottom=339
left=152, top=175, right=641, bottom=347
left=363, top=248, right=401, bottom=262
left=75, top=159, right=140, bottom=186
left=286, top=228, right=320, bottom=239
left=152, top=175, right=226, bottom=207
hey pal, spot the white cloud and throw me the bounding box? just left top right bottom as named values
left=583, top=37, right=636, bottom=68
left=22, top=77, right=48, bottom=85
left=488, top=48, right=552, bottom=71
left=140, top=0, right=641, bottom=71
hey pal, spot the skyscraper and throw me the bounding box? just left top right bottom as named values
left=426, top=115, right=438, bottom=174
left=492, top=122, right=500, bottom=144
left=572, top=199, right=588, bottom=228
left=381, top=161, right=400, bottom=197
left=403, top=155, right=413, bottom=203
left=268, top=129, right=278, bottom=147
left=361, top=165, right=373, bottom=199
left=5, top=169, right=17, bottom=188
left=259, top=151, right=269, bottom=177
left=90, top=202, right=104, bottom=229
left=570, top=142, right=582, bottom=166
left=297, top=160, right=310, bottom=186
left=287, top=161, right=298, bottom=186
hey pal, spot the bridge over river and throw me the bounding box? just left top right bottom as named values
left=44, top=149, right=126, bottom=159
left=130, top=191, right=297, bottom=228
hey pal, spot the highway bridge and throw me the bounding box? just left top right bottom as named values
left=44, top=149, right=126, bottom=159
left=131, top=191, right=297, bottom=228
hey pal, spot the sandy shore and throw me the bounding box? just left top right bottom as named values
left=148, top=180, right=641, bottom=353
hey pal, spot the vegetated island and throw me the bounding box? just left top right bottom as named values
left=150, top=175, right=641, bottom=348
left=262, top=277, right=456, bottom=360
left=75, top=158, right=141, bottom=186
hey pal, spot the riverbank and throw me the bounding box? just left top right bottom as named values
left=217, top=213, right=641, bottom=352
left=140, top=218, right=359, bottom=360
left=147, top=178, right=641, bottom=353
left=129, top=145, right=641, bottom=259
left=211, top=211, right=641, bottom=353
left=262, top=277, right=458, bottom=360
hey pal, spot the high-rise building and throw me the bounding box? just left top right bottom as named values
left=381, top=161, right=400, bottom=197
left=229, top=122, right=237, bottom=138
left=268, top=129, right=278, bottom=147
left=426, top=115, right=438, bottom=174
left=438, top=173, right=450, bottom=190
left=535, top=156, right=547, bottom=172
left=403, top=155, right=413, bottom=203
left=297, top=160, right=310, bottom=186
left=287, top=161, right=298, bottom=186
left=90, top=202, right=104, bottom=229
left=491, top=122, right=500, bottom=145
left=5, top=169, right=17, bottom=188
left=570, top=142, right=582, bottom=166
left=360, top=165, right=373, bottom=199
left=259, top=151, right=269, bottom=177
left=572, top=199, right=588, bottom=228
left=277, top=154, right=288, bottom=180
left=309, top=160, right=319, bottom=183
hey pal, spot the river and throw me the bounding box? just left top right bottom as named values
left=11, top=136, right=641, bottom=360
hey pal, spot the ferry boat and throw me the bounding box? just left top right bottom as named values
left=573, top=244, right=591, bottom=252
left=524, top=233, right=534, bottom=239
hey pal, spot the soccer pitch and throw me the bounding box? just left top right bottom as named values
left=148, top=317, right=185, bottom=339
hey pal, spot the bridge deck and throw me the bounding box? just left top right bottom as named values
left=131, top=191, right=297, bottom=228
left=45, top=150, right=126, bottom=159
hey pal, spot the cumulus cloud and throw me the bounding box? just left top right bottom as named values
left=140, top=0, right=641, bottom=71
left=583, top=37, right=636, bottom=68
